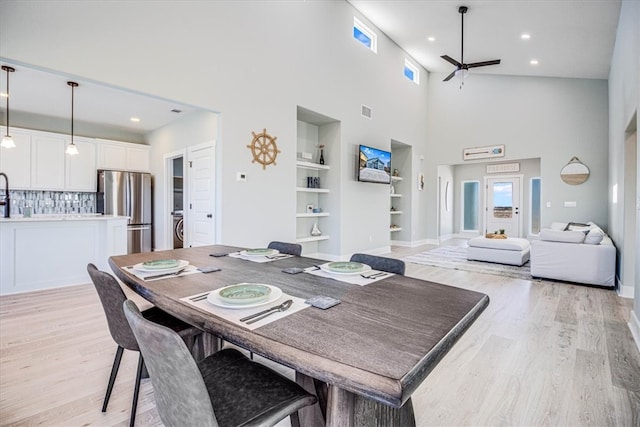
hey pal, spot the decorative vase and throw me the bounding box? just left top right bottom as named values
left=311, top=222, right=322, bottom=236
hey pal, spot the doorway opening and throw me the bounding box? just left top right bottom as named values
left=172, top=157, right=184, bottom=249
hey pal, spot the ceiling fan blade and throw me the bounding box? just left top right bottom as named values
left=443, top=70, right=457, bottom=82
left=466, top=59, right=501, bottom=69
left=441, top=55, right=462, bottom=67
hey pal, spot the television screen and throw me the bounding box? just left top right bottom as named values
left=357, top=144, right=391, bottom=184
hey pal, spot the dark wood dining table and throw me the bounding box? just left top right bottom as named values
left=109, top=245, right=489, bottom=427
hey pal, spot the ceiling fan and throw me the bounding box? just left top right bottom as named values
left=441, top=6, right=501, bottom=83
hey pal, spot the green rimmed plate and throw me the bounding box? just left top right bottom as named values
left=320, top=261, right=371, bottom=275
left=240, top=248, right=279, bottom=257
left=217, top=283, right=272, bottom=305
left=134, top=259, right=188, bottom=272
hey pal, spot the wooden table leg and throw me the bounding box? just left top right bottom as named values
left=296, top=374, right=415, bottom=427
left=326, top=386, right=355, bottom=427
left=295, top=372, right=325, bottom=427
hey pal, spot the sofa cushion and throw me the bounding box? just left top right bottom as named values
left=584, top=227, right=604, bottom=245
left=539, top=229, right=586, bottom=244
left=550, top=222, right=568, bottom=231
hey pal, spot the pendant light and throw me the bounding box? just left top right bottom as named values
left=1, top=65, right=16, bottom=149
left=66, top=81, right=79, bottom=155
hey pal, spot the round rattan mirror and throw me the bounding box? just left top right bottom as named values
left=560, top=157, right=589, bottom=185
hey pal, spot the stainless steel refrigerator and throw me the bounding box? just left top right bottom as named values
left=97, top=169, right=152, bottom=254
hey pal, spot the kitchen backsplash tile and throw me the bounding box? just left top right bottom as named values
left=3, top=190, right=96, bottom=215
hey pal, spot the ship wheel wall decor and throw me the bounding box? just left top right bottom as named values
left=247, top=128, right=281, bottom=170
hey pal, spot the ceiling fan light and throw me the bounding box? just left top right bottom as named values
left=1, top=135, right=16, bottom=149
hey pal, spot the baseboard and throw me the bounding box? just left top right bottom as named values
left=391, top=239, right=431, bottom=248
left=616, top=277, right=635, bottom=299
left=629, top=310, right=640, bottom=354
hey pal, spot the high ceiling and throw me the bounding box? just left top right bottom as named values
left=348, top=0, right=621, bottom=80
left=0, top=1, right=622, bottom=138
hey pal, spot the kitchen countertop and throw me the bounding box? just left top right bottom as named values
left=0, top=214, right=130, bottom=223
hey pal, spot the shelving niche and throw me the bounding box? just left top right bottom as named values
left=296, top=107, right=340, bottom=255
left=390, top=142, right=412, bottom=244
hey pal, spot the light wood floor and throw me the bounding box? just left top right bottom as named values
left=1, top=244, right=639, bottom=426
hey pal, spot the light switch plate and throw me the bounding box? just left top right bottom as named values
left=564, top=201, right=577, bottom=207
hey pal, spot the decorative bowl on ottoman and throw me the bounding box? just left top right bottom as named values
left=467, top=236, right=531, bottom=266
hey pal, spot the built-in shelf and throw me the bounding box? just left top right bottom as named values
left=390, top=227, right=402, bottom=232
left=390, top=194, right=402, bottom=198
left=296, top=212, right=330, bottom=218
left=296, top=235, right=330, bottom=243
left=296, top=160, right=330, bottom=171
left=297, top=187, right=330, bottom=193
left=390, top=211, right=402, bottom=215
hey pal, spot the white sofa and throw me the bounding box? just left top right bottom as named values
left=530, top=222, right=616, bottom=288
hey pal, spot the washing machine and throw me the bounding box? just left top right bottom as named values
left=172, top=212, right=184, bottom=248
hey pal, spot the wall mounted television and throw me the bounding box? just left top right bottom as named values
left=357, top=144, right=391, bottom=184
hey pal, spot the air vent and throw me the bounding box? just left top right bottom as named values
left=361, top=104, right=372, bottom=119
left=170, top=109, right=182, bottom=113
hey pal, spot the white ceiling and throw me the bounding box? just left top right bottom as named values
left=0, top=1, right=622, bottom=137
left=348, top=0, right=621, bottom=80
left=0, top=61, right=199, bottom=137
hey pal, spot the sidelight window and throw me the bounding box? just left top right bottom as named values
left=462, top=180, right=479, bottom=231
left=530, top=177, right=541, bottom=235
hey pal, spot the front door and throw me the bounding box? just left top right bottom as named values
left=485, top=176, right=522, bottom=237
left=186, top=142, right=216, bottom=247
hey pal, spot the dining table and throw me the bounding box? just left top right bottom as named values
left=109, top=245, right=489, bottom=427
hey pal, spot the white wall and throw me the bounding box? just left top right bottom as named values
left=0, top=0, right=431, bottom=257
left=427, top=73, right=609, bottom=239
left=145, top=111, right=219, bottom=250
left=608, top=0, right=640, bottom=308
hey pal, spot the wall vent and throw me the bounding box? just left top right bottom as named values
left=486, top=162, right=520, bottom=173
left=361, top=104, right=372, bottom=119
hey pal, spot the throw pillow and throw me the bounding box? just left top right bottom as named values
left=539, top=229, right=586, bottom=244
left=584, top=228, right=604, bottom=245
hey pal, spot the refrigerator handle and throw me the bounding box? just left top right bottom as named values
left=128, top=226, right=150, bottom=231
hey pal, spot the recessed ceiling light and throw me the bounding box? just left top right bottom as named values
left=530, top=59, right=539, bottom=65
left=130, top=117, right=140, bottom=122
left=427, top=36, right=436, bottom=42
left=521, top=33, right=531, bottom=40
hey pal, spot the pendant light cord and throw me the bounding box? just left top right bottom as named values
left=68, top=81, right=79, bottom=145
left=2, top=66, right=15, bottom=136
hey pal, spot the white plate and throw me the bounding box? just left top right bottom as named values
left=207, top=284, right=283, bottom=309
left=133, top=259, right=189, bottom=273
left=319, top=262, right=371, bottom=275
left=240, top=248, right=279, bottom=257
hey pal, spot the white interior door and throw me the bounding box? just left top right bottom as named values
left=485, top=176, right=522, bottom=237
left=186, top=142, right=215, bottom=247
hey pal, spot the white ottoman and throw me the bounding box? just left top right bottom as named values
left=467, top=236, right=531, bottom=266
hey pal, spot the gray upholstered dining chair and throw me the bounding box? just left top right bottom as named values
left=268, top=241, right=302, bottom=256
left=87, top=263, right=204, bottom=427
left=349, top=253, right=406, bottom=275
left=123, top=299, right=317, bottom=427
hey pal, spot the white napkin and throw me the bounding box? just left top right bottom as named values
left=304, top=264, right=394, bottom=286
left=180, top=292, right=308, bottom=330
left=228, top=252, right=294, bottom=263
left=124, top=264, right=201, bottom=281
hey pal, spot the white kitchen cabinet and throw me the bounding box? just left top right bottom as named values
left=126, top=145, right=150, bottom=172
left=65, top=138, right=97, bottom=191
left=0, top=128, right=32, bottom=189
left=97, top=140, right=150, bottom=172
left=31, top=133, right=66, bottom=190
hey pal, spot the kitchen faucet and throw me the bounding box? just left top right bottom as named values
left=0, top=172, right=9, bottom=218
